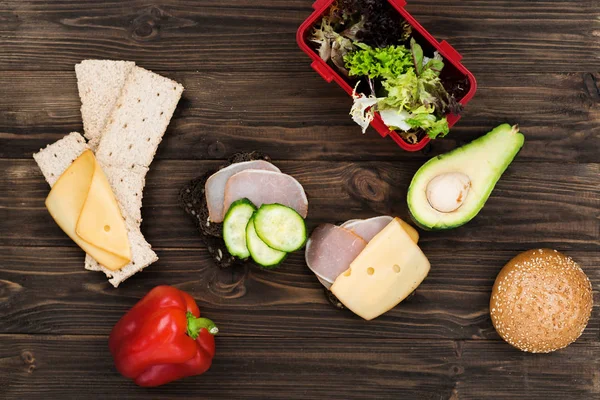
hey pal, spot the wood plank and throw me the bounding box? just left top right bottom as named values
left=1, top=246, right=598, bottom=339
left=1, top=1, right=598, bottom=73
left=1, top=71, right=598, bottom=162
left=0, top=335, right=598, bottom=399
left=1, top=160, right=598, bottom=249
left=1, top=0, right=598, bottom=398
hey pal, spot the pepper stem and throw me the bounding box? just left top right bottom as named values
left=186, top=311, right=219, bottom=339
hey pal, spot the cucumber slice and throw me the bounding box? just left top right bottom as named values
left=223, top=198, right=256, bottom=259
left=254, top=204, right=307, bottom=252
left=246, top=216, right=287, bottom=268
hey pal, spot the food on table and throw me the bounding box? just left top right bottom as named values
left=305, top=224, right=367, bottom=288
left=331, top=218, right=430, bottom=320
left=33, top=60, right=183, bottom=287
left=345, top=39, right=458, bottom=139
left=407, top=124, right=524, bottom=230
left=253, top=204, right=307, bottom=252
left=82, top=62, right=183, bottom=283
left=45, top=150, right=131, bottom=270
left=110, top=286, right=218, bottom=387
left=341, top=215, right=419, bottom=243
left=180, top=152, right=274, bottom=268
left=309, top=0, right=468, bottom=143
left=307, top=216, right=420, bottom=289
left=341, top=216, right=393, bottom=241
left=34, top=132, right=156, bottom=287
left=75, top=60, right=135, bottom=150
left=246, top=214, right=287, bottom=268
left=490, top=249, right=593, bottom=353
left=223, top=199, right=257, bottom=259
left=205, top=160, right=281, bottom=223
left=223, top=201, right=307, bottom=267
left=306, top=216, right=428, bottom=319
left=223, top=201, right=307, bottom=268
left=180, top=155, right=308, bottom=270
left=223, top=170, right=309, bottom=219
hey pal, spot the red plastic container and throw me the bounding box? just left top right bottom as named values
left=297, top=0, right=477, bottom=151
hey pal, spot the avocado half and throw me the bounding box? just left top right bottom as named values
left=407, top=124, right=525, bottom=230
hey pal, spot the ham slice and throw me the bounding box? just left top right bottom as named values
left=223, top=170, right=308, bottom=218
left=341, top=216, right=394, bottom=242
left=305, top=224, right=367, bottom=289
left=205, top=160, right=280, bottom=222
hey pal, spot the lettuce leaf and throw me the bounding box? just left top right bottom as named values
left=311, top=12, right=358, bottom=75
left=406, top=108, right=450, bottom=139
left=378, top=109, right=411, bottom=131
left=343, top=41, right=454, bottom=139
left=344, top=43, right=412, bottom=80
left=349, top=83, right=384, bottom=133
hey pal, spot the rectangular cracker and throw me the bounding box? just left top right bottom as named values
left=75, top=60, right=135, bottom=150
left=95, top=66, right=184, bottom=169
left=102, top=164, right=148, bottom=226
left=89, top=66, right=183, bottom=232
left=84, top=219, right=157, bottom=287
left=33, top=132, right=157, bottom=287
left=32, top=132, right=89, bottom=186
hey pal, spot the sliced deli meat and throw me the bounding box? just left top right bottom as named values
left=341, top=216, right=393, bottom=242
left=205, top=161, right=280, bottom=223
left=343, top=216, right=419, bottom=244
left=305, top=224, right=367, bottom=288
left=223, top=170, right=308, bottom=219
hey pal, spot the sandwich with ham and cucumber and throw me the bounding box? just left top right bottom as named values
left=180, top=154, right=308, bottom=269
left=306, top=216, right=430, bottom=320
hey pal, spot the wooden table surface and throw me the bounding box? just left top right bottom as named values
left=1, top=0, right=599, bottom=399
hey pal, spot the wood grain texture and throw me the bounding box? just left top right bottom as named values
left=2, top=159, right=598, bottom=249
left=1, top=0, right=599, bottom=398
left=1, top=335, right=598, bottom=399
left=1, top=0, right=599, bottom=72
left=1, top=71, right=598, bottom=162
left=1, top=246, right=598, bottom=340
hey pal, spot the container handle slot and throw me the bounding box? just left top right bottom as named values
left=389, top=0, right=408, bottom=7
left=312, top=0, right=331, bottom=10
left=311, top=60, right=335, bottom=83
left=439, top=40, right=462, bottom=63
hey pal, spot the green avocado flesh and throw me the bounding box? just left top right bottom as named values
left=407, top=124, right=525, bottom=230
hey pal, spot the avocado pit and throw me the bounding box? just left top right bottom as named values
left=426, top=172, right=471, bottom=213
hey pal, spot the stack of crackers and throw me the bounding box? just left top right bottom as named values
left=33, top=60, right=184, bottom=287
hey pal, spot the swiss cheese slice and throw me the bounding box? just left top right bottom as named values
left=331, top=218, right=430, bottom=320
left=398, top=218, right=419, bottom=244
left=45, top=150, right=131, bottom=271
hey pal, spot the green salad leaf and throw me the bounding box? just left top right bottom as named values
left=345, top=43, right=412, bottom=80
left=344, top=40, right=455, bottom=139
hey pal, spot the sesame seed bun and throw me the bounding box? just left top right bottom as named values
left=490, top=249, right=593, bottom=353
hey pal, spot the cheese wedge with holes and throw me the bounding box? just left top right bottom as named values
left=45, top=150, right=131, bottom=270
left=331, top=218, right=430, bottom=320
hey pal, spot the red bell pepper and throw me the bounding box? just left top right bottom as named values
left=109, top=285, right=218, bottom=387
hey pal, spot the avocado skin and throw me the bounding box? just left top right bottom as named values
left=407, top=124, right=525, bottom=230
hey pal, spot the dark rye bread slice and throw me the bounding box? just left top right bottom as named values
left=179, top=152, right=272, bottom=268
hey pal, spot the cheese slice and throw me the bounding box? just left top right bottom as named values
left=76, top=160, right=131, bottom=260
left=45, top=150, right=131, bottom=270
left=331, top=218, right=430, bottom=320
left=398, top=218, right=419, bottom=244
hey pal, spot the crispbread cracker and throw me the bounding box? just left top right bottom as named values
left=32, top=132, right=89, bottom=186
left=84, top=216, right=158, bottom=287
left=33, top=132, right=157, bottom=287
left=89, top=66, right=183, bottom=231
left=75, top=60, right=135, bottom=150
left=102, top=164, right=148, bottom=225
left=95, top=66, right=184, bottom=169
